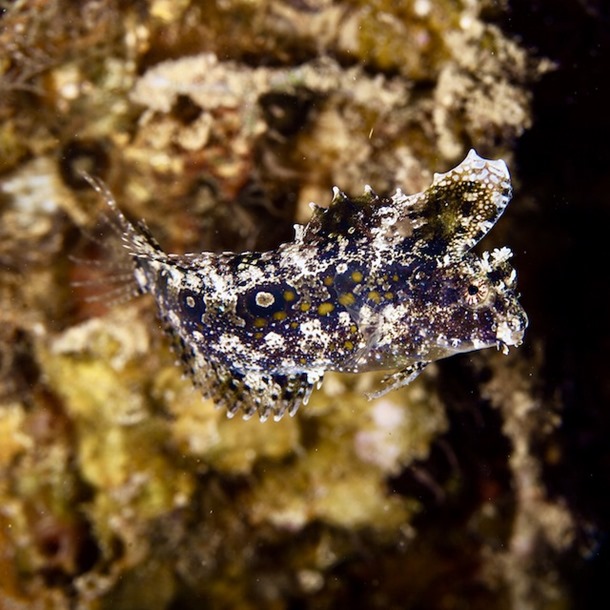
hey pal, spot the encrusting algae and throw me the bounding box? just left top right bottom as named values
left=0, top=1, right=567, bottom=609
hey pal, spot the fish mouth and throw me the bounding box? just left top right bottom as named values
left=495, top=307, right=528, bottom=354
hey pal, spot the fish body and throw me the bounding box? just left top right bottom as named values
left=95, top=150, right=527, bottom=421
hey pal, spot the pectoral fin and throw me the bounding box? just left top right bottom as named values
left=366, top=361, right=429, bottom=399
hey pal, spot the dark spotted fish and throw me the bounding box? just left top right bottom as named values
left=85, top=150, right=527, bottom=421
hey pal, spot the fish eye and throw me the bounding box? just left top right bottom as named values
left=462, top=279, right=490, bottom=308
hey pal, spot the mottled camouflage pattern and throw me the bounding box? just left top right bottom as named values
left=89, top=150, right=527, bottom=421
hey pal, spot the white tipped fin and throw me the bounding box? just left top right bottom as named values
left=331, top=186, right=348, bottom=202
left=364, top=184, right=378, bottom=199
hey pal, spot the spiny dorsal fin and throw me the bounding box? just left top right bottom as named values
left=390, top=150, right=512, bottom=264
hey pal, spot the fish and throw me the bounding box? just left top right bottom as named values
left=83, top=150, right=527, bottom=421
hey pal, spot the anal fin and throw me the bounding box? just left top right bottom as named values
left=190, top=355, right=320, bottom=421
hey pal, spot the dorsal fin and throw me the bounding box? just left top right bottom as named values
left=391, top=150, right=512, bottom=264
left=300, top=186, right=383, bottom=242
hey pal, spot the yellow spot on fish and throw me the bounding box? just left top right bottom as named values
left=254, top=317, right=267, bottom=328
left=338, top=292, right=356, bottom=306
left=300, top=302, right=311, bottom=312
left=318, top=302, right=335, bottom=315
left=351, top=270, right=363, bottom=282
left=273, top=311, right=287, bottom=321
left=284, top=290, right=296, bottom=302
left=367, top=290, right=381, bottom=303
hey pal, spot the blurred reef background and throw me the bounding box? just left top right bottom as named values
left=0, top=0, right=608, bottom=608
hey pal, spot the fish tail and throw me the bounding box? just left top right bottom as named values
left=81, top=173, right=167, bottom=294
left=81, top=174, right=163, bottom=257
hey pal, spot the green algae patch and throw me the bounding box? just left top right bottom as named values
left=150, top=364, right=301, bottom=474
left=38, top=309, right=195, bottom=554
left=246, top=373, right=447, bottom=532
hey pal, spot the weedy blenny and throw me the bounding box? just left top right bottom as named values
left=83, top=150, right=527, bottom=422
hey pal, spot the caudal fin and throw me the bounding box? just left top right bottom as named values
left=80, top=173, right=165, bottom=264
left=71, top=175, right=167, bottom=313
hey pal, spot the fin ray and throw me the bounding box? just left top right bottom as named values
left=395, top=150, right=512, bottom=263
left=366, top=361, right=428, bottom=399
